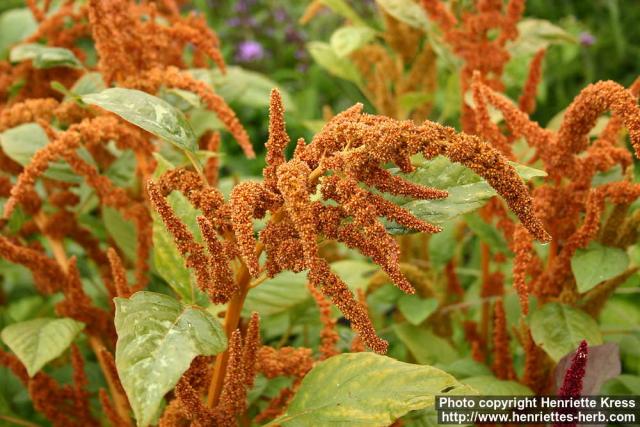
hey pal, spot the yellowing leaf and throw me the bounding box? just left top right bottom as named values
left=271, top=353, right=475, bottom=426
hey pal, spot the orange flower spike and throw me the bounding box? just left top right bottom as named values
left=256, top=346, right=314, bottom=379
left=107, top=248, right=131, bottom=298
left=519, top=49, right=546, bottom=114
left=276, top=160, right=318, bottom=267
left=0, top=98, right=59, bottom=132
left=491, top=299, right=515, bottom=380
left=70, top=345, right=93, bottom=422
left=350, top=289, right=368, bottom=353
left=217, top=330, right=247, bottom=420
left=557, top=81, right=640, bottom=162
left=147, top=181, right=216, bottom=297
left=308, top=283, right=340, bottom=360
left=512, top=225, right=533, bottom=314
left=358, top=164, right=448, bottom=200
left=204, top=131, right=221, bottom=186
left=309, top=260, right=388, bottom=354
left=263, top=89, right=291, bottom=191
left=470, top=72, right=511, bottom=156
left=197, top=216, right=237, bottom=304
left=0, top=236, right=65, bottom=294
left=229, top=181, right=279, bottom=276
left=241, top=312, right=261, bottom=388
left=429, top=122, right=551, bottom=242
left=99, top=389, right=128, bottom=427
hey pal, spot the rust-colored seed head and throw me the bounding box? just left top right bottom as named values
left=491, top=299, right=515, bottom=380
left=264, top=89, right=291, bottom=190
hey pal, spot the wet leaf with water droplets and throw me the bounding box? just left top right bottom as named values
left=82, top=88, right=197, bottom=152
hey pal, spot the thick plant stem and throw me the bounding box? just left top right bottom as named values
left=206, top=262, right=252, bottom=408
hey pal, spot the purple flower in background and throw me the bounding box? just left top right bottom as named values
left=579, top=32, right=596, bottom=46
left=236, top=40, right=265, bottom=62
left=273, top=7, right=288, bottom=23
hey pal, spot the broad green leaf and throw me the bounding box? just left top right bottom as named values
left=103, top=207, right=137, bottom=262
left=439, top=358, right=492, bottom=379
left=398, top=91, right=433, bottom=113
left=0, top=8, right=37, bottom=58
left=243, top=271, right=310, bottom=316
left=307, top=42, right=362, bottom=85
left=271, top=353, right=475, bottom=426
left=529, top=303, right=603, bottom=362
left=571, top=243, right=629, bottom=293
left=428, top=223, right=456, bottom=268
left=10, top=43, right=82, bottom=69
left=0, top=317, right=84, bottom=377
left=69, top=72, right=106, bottom=97
left=462, top=375, right=533, bottom=395
left=207, top=66, right=296, bottom=112
left=509, top=18, right=577, bottom=56
left=398, top=295, right=438, bottom=325
left=0, top=123, right=95, bottom=183
left=330, top=26, right=377, bottom=57
left=383, top=156, right=546, bottom=233
left=376, top=0, right=430, bottom=31
left=393, top=323, right=458, bottom=365
left=464, top=214, right=509, bottom=254
left=318, top=0, right=366, bottom=26
left=114, top=292, right=226, bottom=427
left=600, top=375, right=640, bottom=395
left=82, top=88, right=197, bottom=152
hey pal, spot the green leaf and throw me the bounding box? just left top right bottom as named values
left=0, top=317, right=84, bottom=377
left=464, top=214, right=509, bottom=254
left=0, top=8, right=37, bottom=59
left=0, top=123, right=95, bottom=183
left=206, top=66, right=296, bottom=112
left=529, top=303, right=603, bottom=362
left=571, top=243, right=629, bottom=293
left=383, top=156, right=546, bottom=233
left=103, top=207, right=138, bottom=262
left=307, top=42, right=362, bottom=85
left=376, top=0, right=430, bottom=31
left=600, top=374, right=640, bottom=395
left=10, top=43, right=82, bottom=69
left=69, top=72, right=106, bottom=97
left=330, top=26, right=377, bottom=57
left=243, top=271, right=310, bottom=317
left=318, top=0, right=366, bottom=26
left=393, top=323, right=458, bottom=365
left=398, top=91, right=433, bottom=113
left=82, top=88, right=197, bottom=152
left=462, top=375, right=533, bottom=395
left=509, top=18, right=577, bottom=57
left=114, top=292, right=226, bottom=427
left=398, top=295, right=438, bottom=325
left=271, top=353, right=475, bottom=427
